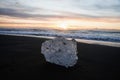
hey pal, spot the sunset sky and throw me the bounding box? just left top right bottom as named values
left=0, top=0, right=120, bottom=30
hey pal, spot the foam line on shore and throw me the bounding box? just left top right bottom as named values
left=1, top=34, right=120, bottom=47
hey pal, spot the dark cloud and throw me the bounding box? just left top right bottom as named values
left=0, top=5, right=119, bottom=20
left=0, top=7, right=71, bottom=19
left=1, top=0, right=120, bottom=19
left=0, top=8, right=29, bottom=18
left=0, top=7, right=98, bottom=19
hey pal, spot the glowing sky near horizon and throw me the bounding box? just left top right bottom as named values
left=0, top=0, right=120, bottom=30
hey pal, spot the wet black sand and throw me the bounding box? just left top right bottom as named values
left=0, top=34, right=120, bottom=80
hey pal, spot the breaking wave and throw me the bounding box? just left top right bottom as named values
left=0, top=28, right=120, bottom=43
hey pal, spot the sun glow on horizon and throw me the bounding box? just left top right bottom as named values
left=57, top=22, right=69, bottom=30
left=0, top=0, right=120, bottom=31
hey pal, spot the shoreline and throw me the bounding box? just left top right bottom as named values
left=1, top=33, right=120, bottom=47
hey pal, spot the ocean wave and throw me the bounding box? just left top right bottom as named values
left=0, top=29, right=120, bottom=43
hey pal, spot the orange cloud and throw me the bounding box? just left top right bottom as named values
left=0, top=15, right=120, bottom=30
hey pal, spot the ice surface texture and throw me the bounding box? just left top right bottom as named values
left=41, top=37, right=78, bottom=68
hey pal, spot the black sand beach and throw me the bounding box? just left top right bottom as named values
left=0, top=35, right=120, bottom=80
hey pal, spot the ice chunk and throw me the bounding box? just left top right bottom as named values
left=41, top=37, right=78, bottom=68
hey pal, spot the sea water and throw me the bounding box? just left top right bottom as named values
left=0, top=28, right=120, bottom=47
left=0, top=28, right=120, bottom=43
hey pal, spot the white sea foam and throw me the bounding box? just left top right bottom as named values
left=0, top=29, right=120, bottom=47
